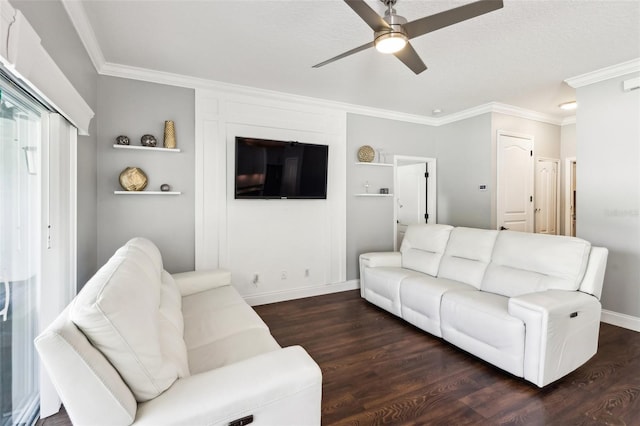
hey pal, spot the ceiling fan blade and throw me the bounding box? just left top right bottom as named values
left=344, top=0, right=390, bottom=31
left=393, top=42, right=427, bottom=74
left=313, top=41, right=375, bottom=69
left=403, top=0, right=503, bottom=39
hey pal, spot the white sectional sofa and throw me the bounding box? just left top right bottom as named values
left=359, top=224, right=608, bottom=387
left=35, top=238, right=322, bottom=426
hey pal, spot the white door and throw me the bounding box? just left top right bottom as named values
left=397, top=163, right=427, bottom=225
left=534, top=158, right=559, bottom=234
left=393, top=156, right=436, bottom=250
left=497, top=132, right=534, bottom=232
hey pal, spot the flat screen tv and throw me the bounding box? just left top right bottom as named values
left=234, top=137, right=329, bottom=199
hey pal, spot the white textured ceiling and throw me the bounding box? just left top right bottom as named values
left=77, top=0, right=640, bottom=121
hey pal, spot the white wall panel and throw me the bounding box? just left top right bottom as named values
left=196, top=89, right=347, bottom=303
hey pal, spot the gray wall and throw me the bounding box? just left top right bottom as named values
left=96, top=76, right=195, bottom=273
left=435, top=114, right=493, bottom=228
left=346, top=114, right=437, bottom=279
left=577, top=72, right=640, bottom=318
left=11, top=0, right=99, bottom=289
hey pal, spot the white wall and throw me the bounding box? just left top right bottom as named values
left=576, top=72, right=640, bottom=327
left=196, top=90, right=348, bottom=304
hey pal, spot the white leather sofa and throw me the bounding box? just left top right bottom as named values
left=359, top=224, right=608, bottom=387
left=35, top=238, right=322, bottom=426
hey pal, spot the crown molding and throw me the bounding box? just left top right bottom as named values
left=565, top=58, right=640, bottom=88
left=101, top=61, right=568, bottom=127
left=490, top=102, right=564, bottom=126
left=561, top=115, right=576, bottom=126
left=101, top=61, right=442, bottom=126
left=60, top=0, right=105, bottom=72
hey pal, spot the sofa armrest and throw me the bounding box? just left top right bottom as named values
left=359, top=252, right=402, bottom=298
left=579, top=246, right=608, bottom=300
left=171, top=269, right=232, bottom=296
left=509, top=290, right=601, bottom=387
left=359, top=252, right=402, bottom=268
left=133, top=346, right=322, bottom=426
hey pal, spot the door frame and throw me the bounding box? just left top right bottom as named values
left=534, top=156, right=560, bottom=235
left=564, top=157, right=577, bottom=236
left=393, top=155, right=437, bottom=250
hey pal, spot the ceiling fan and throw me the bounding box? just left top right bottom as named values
left=313, top=0, right=504, bottom=74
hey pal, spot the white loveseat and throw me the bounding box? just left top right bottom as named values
left=35, top=238, right=322, bottom=426
left=359, top=224, right=608, bottom=387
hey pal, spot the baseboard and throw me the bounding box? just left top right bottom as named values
left=601, top=309, right=640, bottom=332
left=243, top=279, right=360, bottom=306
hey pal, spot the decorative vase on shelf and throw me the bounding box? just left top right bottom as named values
left=163, top=120, right=176, bottom=149
left=119, top=167, right=148, bottom=191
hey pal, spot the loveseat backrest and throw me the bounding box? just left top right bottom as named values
left=70, top=238, right=187, bottom=403
left=481, top=231, right=591, bottom=298
left=400, top=224, right=453, bottom=276
left=438, top=227, right=499, bottom=288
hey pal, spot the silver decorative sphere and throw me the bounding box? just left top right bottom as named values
left=140, top=134, right=157, bottom=147
left=116, top=135, right=130, bottom=145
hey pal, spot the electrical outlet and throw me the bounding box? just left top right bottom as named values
left=281, top=270, right=287, bottom=280
left=252, top=274, right=259, bottom=286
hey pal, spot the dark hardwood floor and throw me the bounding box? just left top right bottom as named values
left=39, top=290, right=640, bottom=425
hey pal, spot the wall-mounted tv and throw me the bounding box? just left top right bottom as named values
left=234, top=137, right=329, bottom=199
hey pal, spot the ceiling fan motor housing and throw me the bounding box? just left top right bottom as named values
left=375, top=12, right=408, bottom=44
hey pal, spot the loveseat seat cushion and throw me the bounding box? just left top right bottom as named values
left=441, top=290, right=525, bottom=377
left=182, top=285, right=280, bottom=374
left=438, top=227, right=499, bottom=288
left=400, top=275, right=476, bottom=337
left=159, top=271, right=190, bottom=378
left=400, top=224, right=453, bottom=276
left=481, top=231, right=591, bottom=298
left=71, top=242, right=179, bottom=402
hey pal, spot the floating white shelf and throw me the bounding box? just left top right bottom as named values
left=355, top=162, right=392, bottom=167
left=354, top=193, right=394, bottom=197
left=114, top=191, right=181, bottom=195
left=113, top=144, right=181, bottom=153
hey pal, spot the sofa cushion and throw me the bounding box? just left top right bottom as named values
left=400, top=274, right=476, bottom=337
left=482, top=231, right=591, bottom=297
left=438, top=227, right=499, bottom=288
left=362, top=267, right=423, bottom=316
left=441, top=290, right=525, bottom=377
left=71, top=242, right=178, bottom=402
left=400, top=224, right=453, bottom=276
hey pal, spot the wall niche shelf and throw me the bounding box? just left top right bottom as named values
left=114, top=191, right=181, bottom=195
left=354, top=193, right=393, bottom=197
left=113, top=144, right=181, bottom=153
left=355, top=162, right=392, bottom=167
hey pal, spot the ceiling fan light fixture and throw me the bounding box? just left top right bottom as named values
left=375, top=31, right=408, bottom=54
